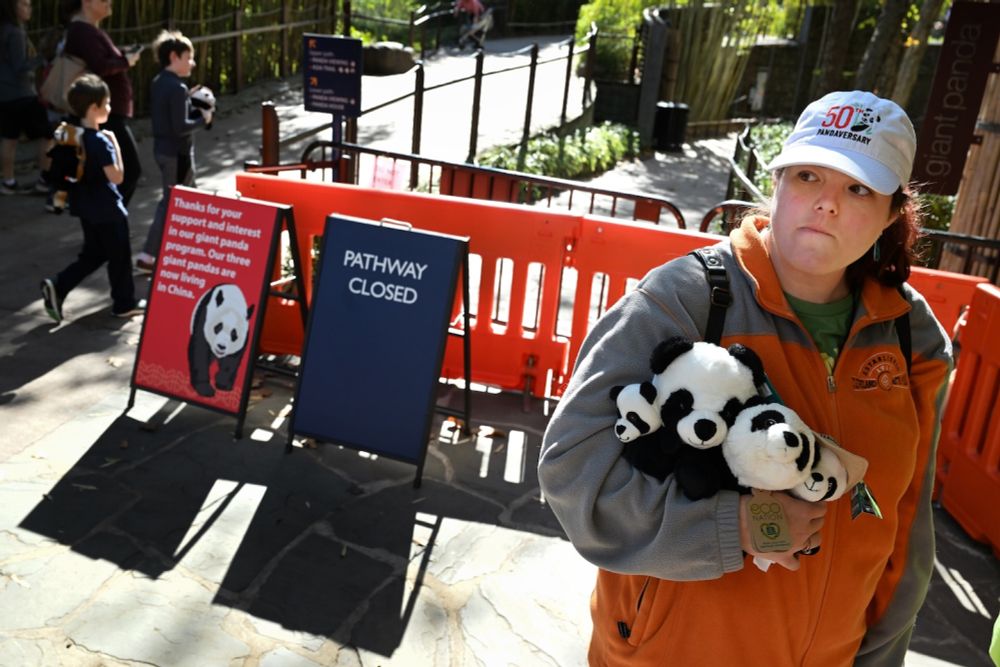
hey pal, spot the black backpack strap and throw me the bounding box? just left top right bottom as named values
left=895, top=286, right=912, bottom=377
left=690, top=247, right=731, bottom=345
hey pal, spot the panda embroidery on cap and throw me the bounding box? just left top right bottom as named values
left=188, top=283, right=255, bottom=397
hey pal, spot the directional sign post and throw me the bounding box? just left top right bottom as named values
left=303, top=33, right=362, bottom=182
left=303, top=33, right=362, bottom=116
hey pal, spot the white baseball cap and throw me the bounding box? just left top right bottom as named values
left=767, top=90, right=916, bottom=195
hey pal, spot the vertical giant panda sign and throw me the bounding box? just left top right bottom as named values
left=289, top=215, right=467, bottom=483
left=130, top=186, right=289, bottom=421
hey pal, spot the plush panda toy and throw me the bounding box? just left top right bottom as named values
left=609, top=381, right=660, bottom=442
left=722, top=403, right=817, bottom=492
left=611, top=337, right=768, bottom=499
left=188, top=85, right=216, bottom=129
left=188, top=283, right=254, bottom=397
left=791, top=439, right=852, bottom=502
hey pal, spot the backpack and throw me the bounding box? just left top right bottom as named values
left=39, top=52, right=88, bottom=113
left=689, top=247, right=912, bottom=374
left=46, top=122, right=86, bottom=214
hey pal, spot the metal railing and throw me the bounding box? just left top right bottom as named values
left=246, top=139, right=687, bottom=228
left=276, top=25, right=598, bottom=168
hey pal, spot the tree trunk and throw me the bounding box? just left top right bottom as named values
left=874, top=30, right=904, bottom=96
left=811, top=0, right=859, bottom=99
left=854, top=0, right=908, bottom=91
left=891, top=0, right=948, bottom=108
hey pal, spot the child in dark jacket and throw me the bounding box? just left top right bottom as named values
left=40, top=73, right=143, bottom=322
left=134, top=29, right=212, bottom=273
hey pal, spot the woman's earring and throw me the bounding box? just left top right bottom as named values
left=872, top=239, right=881, bottom=262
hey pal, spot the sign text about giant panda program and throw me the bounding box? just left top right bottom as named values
left=157, top=196, right=263, bottom=300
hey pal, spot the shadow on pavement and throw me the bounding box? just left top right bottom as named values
left=18, top=378, right=560, bottom=658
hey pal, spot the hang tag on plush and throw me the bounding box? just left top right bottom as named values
left=850, top=481, right=883, bottom=520
left=748, top=490, right=792, bottom=553
left=758, top=377, right=785, bottom=406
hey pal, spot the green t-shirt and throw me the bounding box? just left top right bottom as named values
left=785, top=292, right=855, bottom=374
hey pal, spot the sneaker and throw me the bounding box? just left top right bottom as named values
left=40, top=279, right=63, bottom=323
left=134, top=256, right=156, bottom=274
left=1, top=180, right=18, bottom=196
left=112, top=299, right=147, bottom=318
left=31, top=178, right=49, bottom=195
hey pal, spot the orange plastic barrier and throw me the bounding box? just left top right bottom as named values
left=237, top=174, right=578, bottom=397
left=235, top=175, right=719, bottom=397
left=561, top=215, right=719, bottom=392
left=907, top=267, right=988, bottom=335
left=937, top=283, right=1000, bottom=557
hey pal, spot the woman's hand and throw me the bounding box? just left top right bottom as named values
left=738, top=492, right=826, bottom=571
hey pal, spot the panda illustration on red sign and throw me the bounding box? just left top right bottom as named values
left=188, top=284, right=255, bottom=397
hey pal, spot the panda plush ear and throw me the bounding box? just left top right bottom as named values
left=609, top=381, right=656, bottom=404
left=727, top=343, right=767, bottom=388
left=650, top=337, right=695, bottom=375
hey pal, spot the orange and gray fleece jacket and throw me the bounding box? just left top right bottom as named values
left=537, top=218, right=952, bottom=667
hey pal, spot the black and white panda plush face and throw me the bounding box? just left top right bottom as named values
left=198, top=284, right=253, bottom=358
left=792, top=443, right=849, bottom=502
left=610, top=381, right=662, bottom=443
left=189, top=86, right=216, bottom=111
left=723, top=403, right=816, bottom=491
left=651, top=339, right=764, bottom=450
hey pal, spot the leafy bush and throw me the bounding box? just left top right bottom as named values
left=575, top=0, right=659, bottom=80
left=478, top=122, right=640, bottom=182
left=919, top=194, right=954, bottom=231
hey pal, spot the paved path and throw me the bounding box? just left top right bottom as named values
left=1, top=35, right=997, bottom=667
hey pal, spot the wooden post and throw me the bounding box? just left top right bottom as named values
left=233, top=7, right=244, bottom=92
left=261, top=102, right=279, bottom=166
left=939, top=39, right=1000, bottom=282
left=280, top=0, right=291, bottom=78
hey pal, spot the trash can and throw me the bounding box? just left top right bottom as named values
left=654, top=101, right=689, bottom=152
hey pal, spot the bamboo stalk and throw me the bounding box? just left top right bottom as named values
left=939, top=38, right=1000, bottom=280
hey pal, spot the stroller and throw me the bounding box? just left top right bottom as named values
left=457, top=7, right=493, bottom=50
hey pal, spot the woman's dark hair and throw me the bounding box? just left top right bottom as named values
left=59, top=0, right=81, bottom=24
left=0, top=0, right=20, bottom=25
left=844, top=186, right=922, bottom=290
left=67, top=72, right=109, bottom=118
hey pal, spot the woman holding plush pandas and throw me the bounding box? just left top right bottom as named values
left=538, top=90, right=952, bottom=667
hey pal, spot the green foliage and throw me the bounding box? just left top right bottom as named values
left=352, top=0, right=425, bottom=17
left=477, top=122, right=640, bottom=182
left=575, top=0, right=659, bottom=80
left=509, top=0, right=585, bottom=25
left=745, top=121, right=792, bottom=197
left=351, top=0, right=425, bottom=43
left=918, top=194, right=954, bottom=231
